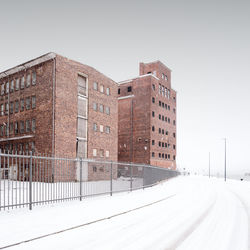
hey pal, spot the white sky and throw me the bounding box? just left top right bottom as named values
left=0, top=0, right=249, bottom=177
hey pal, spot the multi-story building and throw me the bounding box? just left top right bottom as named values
left=118, top=61, right=177, bottom=170
left=0, top=53, right=118, bottom=180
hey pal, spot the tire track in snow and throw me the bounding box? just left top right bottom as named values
left=0, top=193, right=177, bottom=250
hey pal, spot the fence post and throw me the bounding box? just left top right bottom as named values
left=130, top=163, right=132, bottom=192
left=79, top=158, right=82, bottom=201
left=29, top=151, right=33, bottom=210
left=110, top=161, right=113, bottom=196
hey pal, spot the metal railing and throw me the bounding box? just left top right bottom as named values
left=0, top=151, right=179, bottom=210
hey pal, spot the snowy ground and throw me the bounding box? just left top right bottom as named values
left=0, top=176, right=250, bottom=250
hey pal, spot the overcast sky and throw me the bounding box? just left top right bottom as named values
left=0, top=0, right=249, bottom=177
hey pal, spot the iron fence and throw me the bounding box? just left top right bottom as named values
left=0, top=151, right=179, bottom=210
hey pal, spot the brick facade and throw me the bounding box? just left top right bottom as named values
left=118, top=61, right=177, bottom=170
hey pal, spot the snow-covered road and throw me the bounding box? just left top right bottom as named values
left=0, top=176, right=249, bottom=250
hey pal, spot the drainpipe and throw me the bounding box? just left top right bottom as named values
left=52, top=58, right=56, bottom=157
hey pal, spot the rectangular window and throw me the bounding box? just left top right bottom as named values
left=173, top=145, right=176, bottom=150
left=100, top=85, right=104, bottom=93
left=0, top=125, right=3, bottom=136
left=152, top=97, right=155, bottom=103
left=100, top=149, right=104, bottom=157
left=20, top=121, right=24, bottom=134
left=118, top=88, right=120, bottom=95
left=158, top=128, right=161, bottom=134
left=26, top=97, right=31, bottom=110
left=14, top=122, right=18, bottom=135
left=20, top=99, right=24, bottom=111
left=31, top=142, right=35, bottom=153
left=173, top=133, right=176, bottom=138
left=1, top=84, right=4, bottom=95
left=105, top=106, right=110, bottom=115
left=93, top=123, right=97, bottom=131
left=10, top=80, right=14, bottom=92
left=15, top=100, right=19, bottom=113
left=0, top=104, right=3, bottom=116
left=173, top=108, right=176, bottom=113
left=5, top=124, right=9, bottom=136
left=26, top=73, right=31, bottom=87
left=32, top=71, right=36, bottom=85
left=93, top=149, right=97, bottom=157
left=15, top=78, right=20, bottom=90
left=78, top=75, right=87, bottom=96
left=10, top=102, right=13, bottom=114
left=21, top=76, right=25, bottom=89
left=159, top=141, right=161, bottom=147
left=152, top=140, right=155, bottom=145
left=173, top=120, right=176, bottom=126
left=105, top=126, right=110, bottom=134
left=32, top=96, right=36, bottom=109
left=105, top=150, right=109, bottom=157
left=26, top=120, right=30, bottom=132
left=93, top=102, right=97, bottom=111
left=152, top=152, right=155, bottom=157
left=93, top=82, right=98, bottom=90
left=127, top=86, right=132, bottom=92
left=100, top=125, right=104, bottom=132
left=9, top=122, right=13, bottom=135
left=106, top=88, right=110, bottom=96
left=152, top=111, right=155, bottom=117
left=99, top=104, right=104, bottom=113
left=6, top=82, right=9, bottom=94
left=159, top=101, right=161, bottom=106
left=32, top=119, right=36, bottom=132
left=5, top=103, right=8, bottom=115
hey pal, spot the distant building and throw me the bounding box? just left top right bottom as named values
left=0, top=53, right=118, bottom=180
left=118, top=61, right=177, bottom=170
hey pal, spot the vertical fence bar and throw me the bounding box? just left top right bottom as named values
left=79, top=158, right=82, bottom=201
left=29, top=152, right=33, bottom=210
left=110, top=161, right=113, bottom=196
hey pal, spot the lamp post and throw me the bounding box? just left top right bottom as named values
left=222, top=138, right=227, bottom=181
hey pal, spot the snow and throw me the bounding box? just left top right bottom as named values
left=0, top=176, right=249, bottom=250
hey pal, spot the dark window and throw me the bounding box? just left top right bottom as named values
left=162, top=153, right=164, bottom=158
left=173, top=133, right=176, bottom=138
left=173, top=145, right=176, bottom=150
left=158, top=141, right=161, bottom=147
left=162, top=116, right=164, bottom=121
left=152, top=126, right=155, bottom=132
left=168, top=105, right=170, bottom=110
left=31, top=142, right=35, bottom=153
left=152, top=111, right=155, bottom=117
left=127, top=86, right=132, bottom=92
left=168, top=154, right=170, bottom=159
left=159, top=153, right=161, bottom=158
left=15, top=100, right=19, bottom=113
left=20, top=121, right=24, bottom=134
left=32, top=119, right=36, bottom=132
left=159, top=114, right=161, bottom=120
left=152, top=140, right=155, bottom=145
left=165, top=117, right=167, bottom=122
left=165, top=154, right=167, bottom=159
left=5, top=103, right=9, bottom=115
left=173, top=108, right=176, bottom=113
left=159, top=101, right=161, bottom=106
left=26, top=97, right=31, bottom=110
left=26, top=120, right=30, bottom=132
left=162, top=143, right=164, bottom=148
left=14, top=122, right=18, bottom=135
left=173, top=155, right=176, bottom=160
left=20, top=99, right=24, bottom=111
left=173, top=120, right=176, bottom=126
left=166, top=130, right=168, bottom=135
left=162, top=129, right=164, bottom=134
left=152, top=97, right=155, bottom=103
left=118, top=88, right=120, bottom=94
left=32, top=96, right=36, bottom=109
left=9, top=123, right=13, bottom=135
left=168, top=118, right=170, bottom=123
left=10, top=102, right=13, bottom=114
left=165, top=104, right=167, bottom=110
left=162, top=102, right=164, bottom=107
left=152, top=152, right=155, bottom=157
left=158, top=128, right=161, bottom=134
left=165, top=143, right=167, bottom=147
left=152, top=84, right=155, bottom=91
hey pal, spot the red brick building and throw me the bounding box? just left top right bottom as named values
left=0, top=53, right=118, bottom=180
left=118, top=61, right=177, bottom=170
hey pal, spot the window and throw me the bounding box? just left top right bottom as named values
left=159, top=101, right=161, bottom=106
left=26, top=97, right=31, bottom=110
left=168, top=105, right=170, bottom=110
left=100, top=125, right=104, bottom=132
left=100, top=85, right=104, bottom=93
left=165, top=154, right=167, bottom=159
left=165, top=88, right=167, bottom=98
left=105, top=106, right=110, bottom=115
left=162, top=73, right=164, bottom=79
left=162, top=129, right=164, bottom=134
left=152, top=97, right=155, bottom=103
left=32, top=96, right=36, bottom=109
left=5, top=124, right=8, bottom=136
left=93, top=123, right=97, bottom=131
left=167, top=90, right=170, bottom=99
left=152, top=84, right=155, bottom=91
left=173, top=108, right=176, bottom=113
left=152, top=140, right=155, bottom=145
left=165, top=143, right=167, bottom=147
left=173, top=96, right=176, bottom=102
left=31, top=142, right=35, bottom=153
left=162, top=143, right=164, bottom=148
left=20, top=99, right=24, bottom=111
left=15, top=78, right=19, bottom=90
left=173, top=120, right=176, bottom=126
left=118, top=88, right=120, bottom=94
left=93, top=82, right=98, bottom=90
left=10, top=102, right=13, bottom=114
left=99, top=104, right=104, bottom=113
left=159, top=114, right=161, bottom=120
left=26, top=120, right=30, bottom=132
left=9, top=123, right=13, bottom=135
left=105, top=126, right=110, bottom=134
left=162, top=153, right=164, bottom=158
left=152, top=111, right=155, bottom=117
left=166, top=130, right=168, bottom=135
left=1, top=84, right=4, bottom=95
left=5, top=103, right=8, bottom=115
left=10, top=80, right=14, bottom=92
left=165, top=104, right=167, bottom=110
left=159, top=153, right=161, bottom=158
left=173, top=133, right=176, bottom=138
left=93, top=149, right=97, bottom=157
left=21, top=76, right=25, bottom=89
left=173, top=155, right=176, bottom=160
left=6, top=82, right=9, bottom=94
left=20, top=121, right=24, bottom=133
left=158, top=141, right=161, bottom=147
left=26, top=74, right=31, bottom=87
left=0, top=104, right=3, bottom=116
left=106, top=150, right=109, bottom=157
left=106, top=87, right=110, bottom=96
left=152, top=152, right=155, bottom=157
left=173, top=145, right=176, bottom=150
left=20, top=143, right=23, bottom=153
left=0, top=125, right=3, bottom=136
left=162, top=102, right=164, bottom=107
left=15, top=100, right=19, bottom=113
left=158, top=128, right=161, bottom=134
left=100, top=149, right=104, bottom=157
left=127, top=86, right=132, bottom=92
left=152, top=126, right=155, bottom=132
left=165, top=74, right=168, bottom=81
left=32, top=71, right=36, bottom=85
left=168, top=154, right=170, bottom=159
left=162, top=116, right=164, bottom=121
left=32, top=119, right=36, bottom=132
left=93, top=166, right=97, bottom=172
left=168, top=118, right=170, bottom=123
left=14, top=122, right=18, bottom=135
left=93, top=102, right=98, bottom=111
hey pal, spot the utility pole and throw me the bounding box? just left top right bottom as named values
left=223, top=138, right=227, bottom=181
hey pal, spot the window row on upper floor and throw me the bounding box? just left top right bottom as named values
left=0, top=95, right=36, bottom=116
left=0, top=141, right=35, bottom=154
left=93, top=102, right=110, bottom=115
left=93, top=82, right=111, bottom=96
left=151, top=152, right=176, bottom=161
left=151, top=140, right=176, bottom=150
left=0, top=71, right=36, bottom=96
left=151, top=126, right=176, bottom=138
left=93, top=123, right=111, bottom=134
